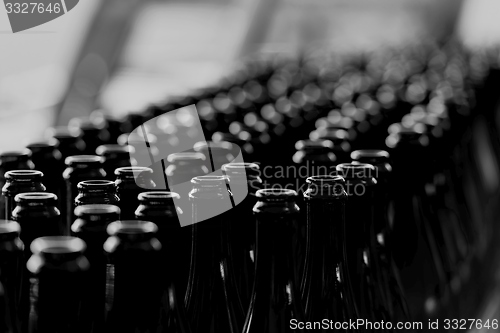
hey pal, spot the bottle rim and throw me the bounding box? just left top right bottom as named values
left=295, top=139, right=334, bottom=151
left=65, top=155, right=102, bottom=166
left=306, top=175, right=345, bottom=184
left=96, top=144, right=135, bottom=156
left=106, top=220, right=158, bottom=236
left=194, top=140, right=234, bottom=150
left=138, top=191, right=180, bottom=201
left=0, top=220, right=20, bottom=235
left=256, top=188, right=297, bottom=201
left=114, top=166, right=153, bottom=176
left=74, top=204, right=121, bottom=217
left=191, top=175, right=228, bottom=185
left=77, top=179, right=115, bottom=189
left=0, top=149, right=32, bottom=160
left=26, top=138, right=59, bottom=150
left=351, top=149, right=389, bottom=160
left=30, top=236, right=86, bottom=255
left=15, top=192, right=57, bottom=202
left=167, top=152, right=206, bottom=163
left=5, top=170, right=43, bottom=180
left=336, top=163, right=376, bottom=181
left=222, top=162, right=260, bottom=174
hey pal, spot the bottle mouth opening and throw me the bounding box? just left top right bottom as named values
left=31, top=236, right=86, bottom=255
left=295, top=139, right=334, bottom=151
left=0, top=150, right=31, bottom=160
left=5, top=170, right=43, bottom=179
left=96, top=144, right=134, bottom=156
left=306, top=175, right=345, bottom=184
left=222, top=162, right=260, bottom=173
left=15, top=192, right=57, bottom=202
left=107, top=220, right=157, bottom=236
left=351, top=149, right=389, bottom=160
left=115, top=166, right=153, bottom=176
left=0, top=221, right=20, bottom=235
left=256, top=188, right=297, bottom=200
left=336, top=163, right=376, bottom=180
left=191, top=175, right=228, bottom=185
left=77, top=180, right=115, bottom=189
left=27, top=139, right=59, bottom=150
left=138, top=191, right=180, bottom=201
left=48, top=126, right=82, bottom=139
left=194, top=141, right=234, bottom=151
left=65, top=155, right=103, bottom=165
left=75, top=204, right=121, bottom=217
left=167, top=152, right=206, bottom=163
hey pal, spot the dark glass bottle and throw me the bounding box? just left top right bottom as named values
left=134, top=192, right=192, bottom=333
left=63, top=156, right=106, bottom=234
left=222, top=162, right=262, bottom=306
left=47, top=127, right=86, bottom=159
left=114, top=167, right=155, bottom=220
left=184, top=176, right=245, bottom=333
left=2, top=170, right=46, bottom=221
left=26, top=140, right=64, bottom=199
left=301, top=175, right=349, bottom=323
left=310, top=127, right=352, bottom=163
left=212, top=132, right=255, bottom=161
left=194, top=141, right=240, bottom=171
left=71, top=204, right=120, bottom=333
left=27, top=236, right=90, bottom=333
left=12, top=192, right=61, bottom=247
left=0, top=221, right=23, bottom=333
left=75, top=180, right=120, bottom=213
left=351, top=149, right=410, bottom=322
left=103, top=220, right=163, bottom=333
left=135, top=191, right=189, bottom=295
left=336, top=162, right=390, bottom=324
left=165, top=152, right=209, bottom=227
left=69, top=119, right=110, bottom=155
left=243, top=189, right=306, bottom=333
left=0, top=151, right=34, bottom=222
left=387, top=129, right=448, bottom=318
left=96, top=145, right=135, bottom=181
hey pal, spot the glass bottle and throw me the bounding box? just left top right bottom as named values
left=114, top=166, right=155, bottom=220
left=0, top=151, right=34, bottom=221
left=134, top=192, right=192, bottom=333
left=2, top=170, right=46, bottom=220
left=165, top=152, right=209, bottom=227
left=135, top=191, right=189, bottom=297
left=12, top=193, right=61, bottom=247
left=96, top=145, right=135, bottom=181
left=63, top=155, right=106, bottom=234
left=0, top=221, right=23, bottom=333
left=46, top=127, right=86, bottom=159
left=26, top=139, right=64, bottom=200
left=103, top=220, right=163, bottom=333
left=68, top=118, right=111, bottom=155
left=184, top=176, right=245, bottom=333
left=71, top=204, right=120, bottom=333
left=336, top=162, right=389, bottom=323
left=301, top=175, right=349, bottom=324
left=351, top=150, right=410, bottom=322
left=387, top=129, right=449, bottom=318
left=243, top=189, right=306, bottom=333
left=27, top=236, right=90, bottom=333
left=75, top=180, right=119, bottom=208
left=222, top=162, right=262, bottom=306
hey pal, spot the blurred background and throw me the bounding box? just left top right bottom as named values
left=1, top=0, right=500, bottom=152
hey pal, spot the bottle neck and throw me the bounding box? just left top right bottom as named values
left=253, top=208, right=299, bottom=293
